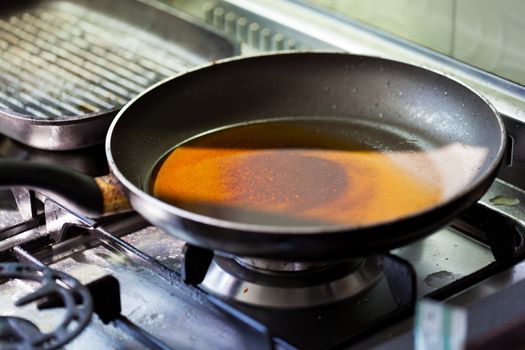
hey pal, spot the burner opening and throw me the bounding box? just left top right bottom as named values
left=235, top=257, right=334, bottom=275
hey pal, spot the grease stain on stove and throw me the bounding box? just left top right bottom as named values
left=489, top=195, right=520, bottom=206
left=424, top=270, right=461, bottom=288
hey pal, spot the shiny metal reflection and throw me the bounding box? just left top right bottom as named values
left=201, top=256, right=383, bottom=308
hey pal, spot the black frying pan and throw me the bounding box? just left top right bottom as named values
left=0, top=52, right=506, bottom=261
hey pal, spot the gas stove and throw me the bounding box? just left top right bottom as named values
left=0, top=139, right=525, bottom=349
left=0, top=140, right=524, bottom=350
left=1, top=1, right=525, bottom=349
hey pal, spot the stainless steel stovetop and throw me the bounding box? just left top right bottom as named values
left=1, top=1, right=525, bottom=349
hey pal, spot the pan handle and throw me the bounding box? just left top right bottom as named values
left=0, top=160, right=130, bottom=217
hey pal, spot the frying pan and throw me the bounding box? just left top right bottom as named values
left=0, top=52, right=506, bottom=261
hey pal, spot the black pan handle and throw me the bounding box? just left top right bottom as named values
left=0, top=160, right=121, bottom=217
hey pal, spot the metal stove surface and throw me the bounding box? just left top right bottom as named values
left=2, top=1, right=525, bottom=349
left=1, top=196, right=521, bottom=350
left=0, top=243, right=247, bottom=349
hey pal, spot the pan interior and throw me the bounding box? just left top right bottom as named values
left=149, top=117, right=489, bottom=228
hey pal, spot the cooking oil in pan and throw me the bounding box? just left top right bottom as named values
left=150, top=118, right=444, bottom=227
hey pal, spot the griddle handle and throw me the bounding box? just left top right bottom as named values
left=0, top=160, right=106, bottom=217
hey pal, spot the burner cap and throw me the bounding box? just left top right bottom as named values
left=0, top=263, right=93, bottom=350
left=201, top=256, right=383, bottom=308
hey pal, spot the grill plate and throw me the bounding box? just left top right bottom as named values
left=0, top=0, right=236, bottom=149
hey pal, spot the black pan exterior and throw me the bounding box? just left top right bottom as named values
left=107, top=52, right=505, bottom=260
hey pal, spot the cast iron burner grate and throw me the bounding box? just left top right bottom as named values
left=0, top=263, right=93, bottom=350
left=0, top=260, right=177, bottom=350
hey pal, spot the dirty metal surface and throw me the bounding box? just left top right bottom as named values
left=0, top=240, right=247, bottom=350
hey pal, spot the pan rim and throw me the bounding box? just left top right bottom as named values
left=0, top=105, right=117, bottom=124
left=105, top=51, right=506, bottom=235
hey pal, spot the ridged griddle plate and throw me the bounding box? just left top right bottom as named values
left=0, top=0, right=236, bottom=149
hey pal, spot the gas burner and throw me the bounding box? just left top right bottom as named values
left=0, top=263, right=93, bottom=350
left=201, top=256, right=383, bottom=308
